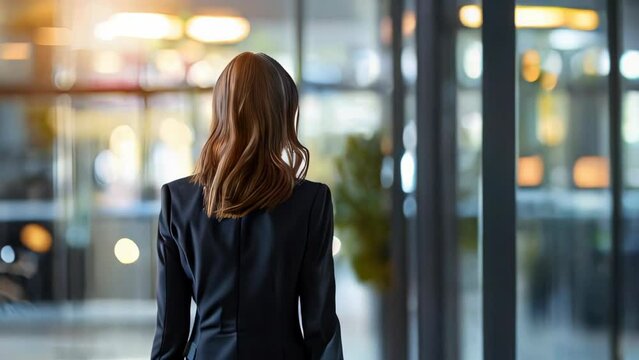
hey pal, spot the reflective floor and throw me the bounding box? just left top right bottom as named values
left=0, top=262, right=378, bottom=360
left=0, top=301, right=155, bottom=360
left=3, top=254, right=638, bottom=360
left=459, top=252, right=639, bottom=360
left=2, top=297, right=639, bottom=359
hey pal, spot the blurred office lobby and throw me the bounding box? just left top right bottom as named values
left=1, top=0, right=639, bottom=359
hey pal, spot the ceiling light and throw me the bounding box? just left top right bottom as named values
left=95, top=13, right=182, bottom=40
left=186, top=16, right=250, bottom=44
left=459, top=5, right=599, bottom=31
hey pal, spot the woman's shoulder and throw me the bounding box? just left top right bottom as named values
left=161, top=176, right=329, bottom=210
left=294, top=178, right=330, bottom=194
left=161, top=175, right=202, bottom=201
left=293, top=179, right=332, bottom=208
left=162, top=175, right=196, bottom=190
left=164, top=176, right=326, bottom=193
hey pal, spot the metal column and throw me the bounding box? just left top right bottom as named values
left=606, top=0, right=624, bottom=358
left=481, top=1, right=517, bottom=359
left=388, top=0, right=408, bottom=357
left=415, top=0, right=459, bottom=358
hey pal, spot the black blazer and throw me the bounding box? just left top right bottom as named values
left=151, top=176, right=343, bottom=360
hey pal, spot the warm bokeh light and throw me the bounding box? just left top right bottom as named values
left=187, top=60, right=217, bottom=87
left=459, top=5, right=599, bottom=31
left=402, top=11, right=417, bottom=36
left=582, top=47, right=610, bottom=76
left=563, top=8, right=600, bottom=31
left=20, top=224, right=53, bottom=253
left=109, top=125, right=137, bottom=156
left=0, top=42, right=31, bottom=60
left=518, top=156, right=544, bottom=187
left=95, top=13, right=183, bottom=40
left=380, top=11, right=417, bottom=44
left=159, top=118, right=194, bottom=147
left=103, top=125, right=140, bottom=184
left=186, top=16, right=251, bottom=44
left=540, top=72, right=558, bottom=91
left=155, top=49, right=185, bottom=78
left=522, top=50, right=541, bottom=83
left=114, top=238, right=140, bottom=265
left=515, top=7, right=565, bottom=29
left=153, top=118, right=195, bottom=183
left=537, top=93, right=566, bottom=146
left=537, top=114, right=566, bottom=146
left=573, top=156, right=609, bottom=188
left=34, top=27, right=72, bottom=46
left=177, top=40, right=206, bottom=63
left=459, top=5, right=483, bottom=29
left=93, top=51, right=124, bottom=74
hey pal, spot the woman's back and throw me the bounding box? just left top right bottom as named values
left=151, top=175, right=343, bottom=360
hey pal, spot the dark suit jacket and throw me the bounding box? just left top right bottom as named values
left=151, top=176, right=343, bottom=360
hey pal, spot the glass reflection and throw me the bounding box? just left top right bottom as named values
left=0, top=0, right=384, bottom=358
left=455, top=3, right=483, bottom=359
left=622, top=0, right=639, bottom=358
left=515, top=1, right=611, bottom=359
left=302, top=0, right=389, bottom=351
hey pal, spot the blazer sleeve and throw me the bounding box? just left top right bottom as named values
left=299, top=184, right=344, bottom=360
left=151, top=184, right=192, bottom=360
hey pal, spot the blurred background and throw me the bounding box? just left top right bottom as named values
left=0, top=0, right=638, bottom=359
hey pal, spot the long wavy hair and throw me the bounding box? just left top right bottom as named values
left=190, top=52, right=309, bottom=220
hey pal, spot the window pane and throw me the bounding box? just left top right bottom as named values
left=515, top=2, right=611, bottom=358
left=302, top=1, right=389, bottom=358
left=455, top=2, right=483, bottom=359
left=622, top=0, right=639, bottom=357
left=0, top=0, right=298, bottom=357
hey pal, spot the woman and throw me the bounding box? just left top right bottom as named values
left=151, top=52, right=343, bottom=360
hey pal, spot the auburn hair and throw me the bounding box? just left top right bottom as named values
left=190, top=52, right=309, bottom=220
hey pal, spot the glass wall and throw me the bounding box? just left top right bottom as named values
left=402, top=0, right=419, bottom=356
left=301, top=0, right=390, bottom=359
left=399, top=0, right=418, bottom=356
left=3, top=0, right=638, bottom=359
left=622, top=0, right=639, bottom=358
left=452, top=1, right=632, bottom=359
left=514, top=2, right=611, bottom=359
left=455, top=2, right=483, bottom=359
left=0, top=0, right=385, bottom=358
